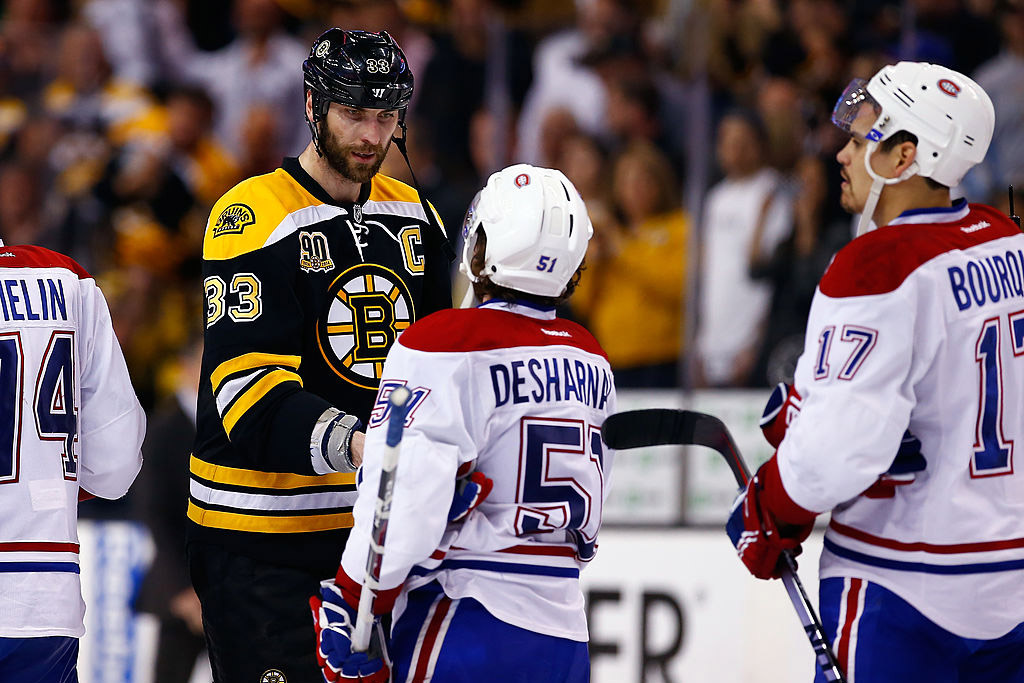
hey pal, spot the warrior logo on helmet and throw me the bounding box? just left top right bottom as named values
left=317, top=263, right=415, bottom=389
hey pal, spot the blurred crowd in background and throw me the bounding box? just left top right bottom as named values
left=1, top=0, right=1022, bottom=404
left=2, top=0, right=1022, bottom=678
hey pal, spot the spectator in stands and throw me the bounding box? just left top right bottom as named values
left=694, top=108, right=793, bottom=388
left=750, top=152, right=851, bottom=385
left=0, top=161, right=49, bottom=247
left=515, top=0, right=638, bottom=163
left=574, top=140, right=688, bottom=387
left=967, top=0, right=1024, bottom=205
left=171, top=0, right=308, bottom=159
left=134, top=337, right=209, bottom=683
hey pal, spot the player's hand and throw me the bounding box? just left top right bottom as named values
left=726, top=460, right=814, bottom=580
left=310, top=581, right=389, bottom=683
left=349, top=432, right=365, bottom=468
left=448, top=470, right=493, bottom=523
left=759, top=382, right=802, bottom=448
left=862, top=430, right=926, bottom=499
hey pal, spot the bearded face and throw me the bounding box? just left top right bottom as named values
left=318, top=119, right=391, bottom=185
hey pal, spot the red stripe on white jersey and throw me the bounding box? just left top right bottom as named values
left=0, top=541, right=79, bottom=553
left=496, top=544, right=580, bottom=557
left=829, top=520, right=1024, bottom=554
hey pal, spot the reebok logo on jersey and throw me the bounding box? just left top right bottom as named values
left=541, top=328, right=571, bottom=337
left=961, top=221, right=991, bottom=233
left=0, top=252, right=13, bottom=257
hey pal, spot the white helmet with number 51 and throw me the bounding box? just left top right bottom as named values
left=460, top=164, right=593, bottom=298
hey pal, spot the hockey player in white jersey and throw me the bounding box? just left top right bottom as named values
left=309, top=164, right=614, bottom=682
left=727, top=61, right=1024, bottom=681
left=0, top=242, right=145, bottom=682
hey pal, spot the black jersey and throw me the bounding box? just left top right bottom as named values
left=187, top=157, right=452, bottom=571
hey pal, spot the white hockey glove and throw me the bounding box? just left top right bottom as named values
left=311, top=408, right=363, bottom=474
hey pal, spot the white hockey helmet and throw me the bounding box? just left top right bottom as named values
left=832, top=61, right=994, bottom=188
left=460, top=164, right=593, bottom=298
left=831, top=61, right=994, bottom=236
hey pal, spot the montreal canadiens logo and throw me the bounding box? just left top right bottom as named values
left=514, top=173, right=530, bottom=188
left=937, top=79, right=960, bottom=97
left=317, top=263, right=415, bottom=389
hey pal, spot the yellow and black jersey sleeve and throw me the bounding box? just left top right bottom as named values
left=203, top=168, right=323, bottom=261
left=197, top=170, right=335, bottom=476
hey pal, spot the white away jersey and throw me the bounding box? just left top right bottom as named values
left=0, top=244, right=145, bottom=638
left=778, top=200, right=1024, bottom=638
left=341, top=300, right=616, bottom=641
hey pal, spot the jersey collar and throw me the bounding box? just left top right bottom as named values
left=888, top=197, right=969, bottom=226
left=281, top=157, right=372, bottom=208
left=478, top=299, right=557, bottom=320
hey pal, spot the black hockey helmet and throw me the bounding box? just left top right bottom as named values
left=303, top=28, right=413, bottom=122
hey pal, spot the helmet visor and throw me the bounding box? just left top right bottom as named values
left=832, top=79, right=884, bottom=141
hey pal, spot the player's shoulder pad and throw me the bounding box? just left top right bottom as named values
left=0, top=244, right=91, bottom=279
left=369, top=173, right=420, bottom=203
left=398, top=307, right=608, bottom=359
left=819, top=205, right=1021, bottom=298
left=203, top=168, right=322, bottom=261
left=367, top=174, right=446, bottom=234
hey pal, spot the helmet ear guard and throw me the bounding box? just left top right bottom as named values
left=460, top=164, right=593, bottom=299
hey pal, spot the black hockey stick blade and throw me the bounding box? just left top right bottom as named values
left=601, top=408, right=847, bottom=682
left=602, top=409, right=751, bottom=486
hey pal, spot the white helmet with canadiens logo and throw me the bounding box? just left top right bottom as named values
left=832, top=61, right=995, bottom=235
left=460, top=164, right=593, bottom=298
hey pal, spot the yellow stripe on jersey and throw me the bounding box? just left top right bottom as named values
left=368, top=173, right=423, bottom=203
left=203, top=168, right=323, bottom=260
left=187, top=501, right=353, bottom=533
left=189, top=455, right=357, bottom=489
left=210, top=352, right=301, bottom=393
left=369, top=174, right=444, bottom=228
left=222, top=369, right=302, bottom=437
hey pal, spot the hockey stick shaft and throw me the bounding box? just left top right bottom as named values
left=602, top=409, right=847, bottom=683
left=352, top=385, right=412, bottom=653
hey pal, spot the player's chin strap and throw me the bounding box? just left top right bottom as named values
left=393, top=120, right=456, bottom=262
left=855, top=140, right=920, bottom=237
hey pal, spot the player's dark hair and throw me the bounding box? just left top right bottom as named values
left=880, top=131, right=947, bottom=190
left=469, top=229, right=584, bottom=307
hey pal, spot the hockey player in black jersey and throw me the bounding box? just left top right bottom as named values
left=186, top=29, right=453, bottom=683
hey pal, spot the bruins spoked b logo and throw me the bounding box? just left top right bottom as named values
left=318, top=264, right=414, bottom=389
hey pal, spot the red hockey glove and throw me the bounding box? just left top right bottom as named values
left=726, top=457, right=816, bottom=580
left=862, top=430, right=926, bottom=499
left=759, top=382, right=802, bottom=449
left=310, top=580, right=391, bottom=683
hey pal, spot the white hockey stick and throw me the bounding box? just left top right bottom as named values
left=351, top=385, right=412, bottom=653
left=602, top=409, right=847, bottom=683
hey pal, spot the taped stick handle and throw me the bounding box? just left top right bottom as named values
left=352, top=386, right=412, bottom=652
